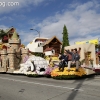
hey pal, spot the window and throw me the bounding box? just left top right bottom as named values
left=38, top=43, right=40, bottom=47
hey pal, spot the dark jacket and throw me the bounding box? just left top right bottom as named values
left=59, top=54, right=68, bottom=62
left=72, top=53, right=80, bottom=61
left=66, top=51, right=80, bottom=61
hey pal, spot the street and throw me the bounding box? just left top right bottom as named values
left=0, top=74, right=100, bottom=100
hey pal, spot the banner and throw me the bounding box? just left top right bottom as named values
left=75, top=39, right=99, bottom=45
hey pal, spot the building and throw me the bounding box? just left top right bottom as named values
left=26, top=37, right=49, bottom=53
left=26, top=36, right=62, bottom=56
left=43, top=36, right=62, bottom=56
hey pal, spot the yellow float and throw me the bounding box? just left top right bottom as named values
left=51, top=67, right=86, bottom=79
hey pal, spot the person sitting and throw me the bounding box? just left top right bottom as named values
left=66, top=49, right=80, bottom=71
left=72, top=49, right=80, bottom=71
left=58, top=50, right=69, bottom=72
left=65, top=50, right=73, bottom=72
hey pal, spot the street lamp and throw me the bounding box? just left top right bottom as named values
left=30, top=29, right=40, bottom=37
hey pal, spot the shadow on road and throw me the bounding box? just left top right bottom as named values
left=66, top=76, right=96, bottom=100
left=66, top=79, right=84, bottom=100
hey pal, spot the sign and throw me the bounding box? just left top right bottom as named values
left=75, top=39, right=99, bottom=45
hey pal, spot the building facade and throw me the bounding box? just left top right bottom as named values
left=43, top=36, right=62, bottom=56
left=26, top=37, right=48, bottom=53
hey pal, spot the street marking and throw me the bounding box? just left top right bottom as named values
left=0, top=77, right=84, bottom=91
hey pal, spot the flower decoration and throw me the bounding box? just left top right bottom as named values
left=89, top=58, right=94, bottom=67
left=51, top=67, right=86, bottom=79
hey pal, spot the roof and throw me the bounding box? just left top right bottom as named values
left=43, top=36, right=62, bottom=46
left=4, top=27, right=15, bottom=33
left=44, top=47, right=53, bottom=52
left=33, top=37, right=49, bottom=42
left=35, top=37, right=48, bottom=40
left=11, top=31, right=19, bottom=40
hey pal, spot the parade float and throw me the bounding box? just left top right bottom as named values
left=49, top=43, right=100, bottom=79
left=0, top=27, right=100, bottom=79
left=0, top=28, right=62, bottom=77
left=51, top=67, right=86, bottom=79
left=0, top=28, right=48, bottom=76
left=14, top=55, right=48, bottom=76
left=13, top=55, right=59, bottom=77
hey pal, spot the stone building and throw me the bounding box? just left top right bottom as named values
left=0, top=30, right=29, bottom=73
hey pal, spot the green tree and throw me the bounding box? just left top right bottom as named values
left=61, top=25, right=70, bottom=54
left=0, top=29, right=6, bottom=39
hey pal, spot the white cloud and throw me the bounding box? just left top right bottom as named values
left=1, top=0, right=100, bottom=46
left=0, top=0, right=45, bottom=14
left=0, top=25, right=8, bottom=30
left=33, top=0, right=100, bottom=45
left=17, top=30, right=40, bottom=45
left=0, top=16, right=14, bottom=21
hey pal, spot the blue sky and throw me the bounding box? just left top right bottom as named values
left=0, top=0, right=100, bottom=45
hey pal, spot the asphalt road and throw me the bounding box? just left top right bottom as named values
left=0, top=74, right=100, bottom=100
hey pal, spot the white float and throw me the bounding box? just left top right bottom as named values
left=13, top=55, right=48, bottom=75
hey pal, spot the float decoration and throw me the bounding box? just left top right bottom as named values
left=51, top=67, right=86, bottom=79
left=26, top=71, right=39, bottom=77
left=14, top=55, right=48, bottom=76
left=44, top=66, right=58, bottom=77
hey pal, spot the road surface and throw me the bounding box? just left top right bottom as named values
left=0, top=74, right=100, bottom=100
